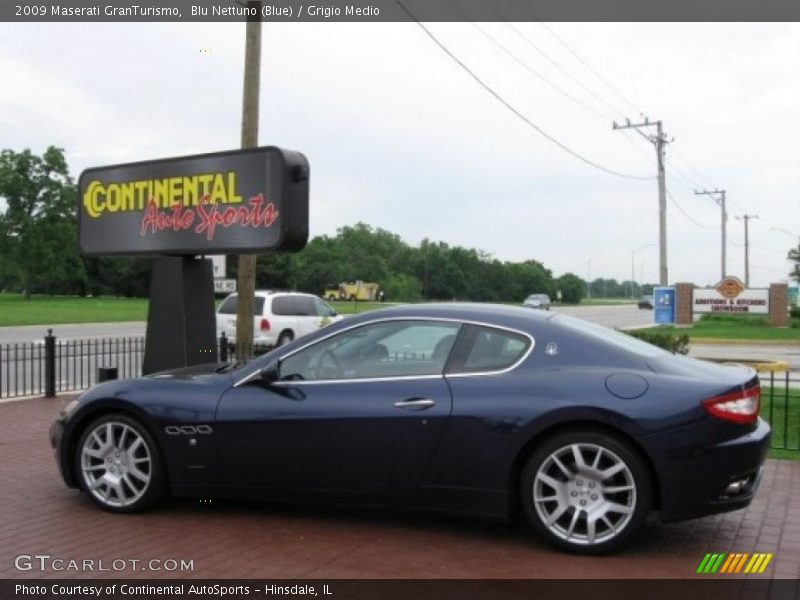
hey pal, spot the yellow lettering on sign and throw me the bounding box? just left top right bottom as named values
left=81, top=171, right=246, bottom=218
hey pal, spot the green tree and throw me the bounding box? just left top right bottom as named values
left=789, top=245, right=800, bottom=283
left=0, top=147, right=85, bottom=298
left=557, top=272, right=585, bottom=304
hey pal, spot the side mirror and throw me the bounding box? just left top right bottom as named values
left=260, top=359, right=280, bottom=384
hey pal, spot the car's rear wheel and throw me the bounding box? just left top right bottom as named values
left=277, top=330, right=294, bottom=347
left=75, top=414, right=166, bottom=513
left=520, top=430, right=651, bottom=554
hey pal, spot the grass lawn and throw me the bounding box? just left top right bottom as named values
left=328, top=300, right=393, bottom=315
left=761, top=385, right=800, bottom=459
left=0, top=293, right=149, bottom=326
left=0, top=293, right=393, bottom=327
left=637, top=314, right=800, bottom=342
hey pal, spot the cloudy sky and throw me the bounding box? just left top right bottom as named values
left=1, top=20, right=798, bottom=287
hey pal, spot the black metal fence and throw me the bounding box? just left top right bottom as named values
left=0, top=330, right=145, bottom=400
left=761, top=371, right=800, bottom=452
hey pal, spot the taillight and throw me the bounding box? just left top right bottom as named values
left=260, top=318, right=270, bottom=331
left=702, top=386, right=760, bottom=424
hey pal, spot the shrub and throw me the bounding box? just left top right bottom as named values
left=790, top=306, right=800, bottom=319
left=699, top=313, right=768, bottom=326
left=626, top=330, right=690, bottom=355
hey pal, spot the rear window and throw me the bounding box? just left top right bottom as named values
left=450, top=325, right=531, bottom=374
left=218, top=295, right=265, bottom=315
left=553, top=314, right=668, bottom=358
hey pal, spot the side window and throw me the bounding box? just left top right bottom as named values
left=449, top=325, right=531, bottom=374
left=218, top=295, right=265, bottom=315
left=313, top=297, right=336, bottom=317
left=271, top=296, right=292, bottom=316
left=218, top=295, right=238, bottom=314
left=297, top=297, right=316, bottom=316
left=279, top=320, right=461, bottom=381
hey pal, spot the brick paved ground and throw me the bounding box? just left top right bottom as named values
left=1, top=396, right=799, bottom=580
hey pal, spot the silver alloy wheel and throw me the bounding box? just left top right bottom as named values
left=80, top=421, right=152, bottom=508
left=532, top=443, right=636, bottom=546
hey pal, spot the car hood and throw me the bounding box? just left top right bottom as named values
left=145, top=362, right=234, bottom=381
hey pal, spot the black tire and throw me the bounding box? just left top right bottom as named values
left=74, top=413, right=166, bottom=513
left=520, top=429, right=651, bottom=554
left=276, top=330, right=294, bottom=347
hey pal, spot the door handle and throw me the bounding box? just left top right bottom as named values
left=394, top=398, right=435, bottom=410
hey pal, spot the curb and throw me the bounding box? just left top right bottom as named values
left=688, top=338, right=800, bottom=346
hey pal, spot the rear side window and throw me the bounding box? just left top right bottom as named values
left=272, top=295, right=315, bottom=316
left=449, top=325, right=531, bottom=374
left=217, top=295, right=265, bottom=315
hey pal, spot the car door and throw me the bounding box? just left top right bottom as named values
left=215, top=319, right=460, bottom=493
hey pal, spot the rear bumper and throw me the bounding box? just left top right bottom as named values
left=649, top=418, right=770, bottom=522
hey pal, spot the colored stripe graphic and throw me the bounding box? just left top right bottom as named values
left=733, top=553, right=749, bottom=573
left=719, top=553, right=737, bottom=573
left=698, top=553, right=774, bottom=575
left=697, top=553, right=727, bottom=574
left=697, top=553, right=713, bottom=574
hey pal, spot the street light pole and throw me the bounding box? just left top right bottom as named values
left=631, top=243, right=654, bottom=300
left=736, top=214, right=758, bottom=287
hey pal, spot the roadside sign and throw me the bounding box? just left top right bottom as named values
left=78, top=146, right=309, bottom=256
left=214, top=279, right=236, bottom=294
left=210, top=255, right=226, bottom=278
left=653, top=287, right=676, bottom=325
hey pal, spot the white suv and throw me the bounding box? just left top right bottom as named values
left=216, top=291, right=343, bottom=348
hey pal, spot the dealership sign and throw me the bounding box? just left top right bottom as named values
left=694, top=277, right=769, bottom=315
left=78, top=146, right=309, bottom=256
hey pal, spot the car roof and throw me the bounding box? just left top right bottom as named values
left=245, top=290, right=314, bottom=298
left=343, top=302, right=553, bottom=332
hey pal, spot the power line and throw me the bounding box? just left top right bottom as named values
left=524, top=17, right=644, bottom=118
left=472, top=0, right=629, bottom=120
left=465, top=20, right=615, bottom=122
left=396, top=2, right=653, bottom=181
left=667, top=190, right=716, bottom=230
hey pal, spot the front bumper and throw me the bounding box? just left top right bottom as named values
left=50, top=415, right=78, bottom=488
left=650, top=417, right=771, bottom=522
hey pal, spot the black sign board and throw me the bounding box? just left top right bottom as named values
left=78, top=146, right=309, bottom=256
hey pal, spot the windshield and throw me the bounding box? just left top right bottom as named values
left=552, top=314, right=668, bottom=358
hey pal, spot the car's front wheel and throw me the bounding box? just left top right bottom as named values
left=520, top=430, right=651, bottom=554
left=75, top=414, right=166, bottom=512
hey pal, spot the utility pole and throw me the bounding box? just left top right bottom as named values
left=613, top=118, right=669, bottom=286
left=235, top=0, right=262, bottom=358
left=695, top=189, right=727, bottom=280
left=736, top=214, right=758, bottom=287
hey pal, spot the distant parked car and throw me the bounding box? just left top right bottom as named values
left=638, top=295, right=654, bottom=310
left=216, top=291, right=343, bottom=348
left=523, top=294, right=552, bottom=310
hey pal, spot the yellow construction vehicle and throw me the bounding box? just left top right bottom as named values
left=323, top=280, right=381, bottom=301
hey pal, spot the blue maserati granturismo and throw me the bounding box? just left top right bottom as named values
left=51, top=303, right=769, bottom=553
